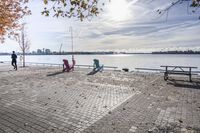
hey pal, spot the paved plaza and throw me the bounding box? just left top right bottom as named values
left=0, top=64, right=200, bottom=133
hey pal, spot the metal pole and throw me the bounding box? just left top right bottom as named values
left=59, top=43, right=63, bottom=54
left=69, top=26, right=74, bottom=59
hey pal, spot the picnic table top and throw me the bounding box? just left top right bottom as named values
left=160, top=65, right=198, bottom=69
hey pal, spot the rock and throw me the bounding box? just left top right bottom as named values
left=122, top=68, right=129, bottom=72
left=148, top=127, right=157, bottom=133
left=179, top=119, right=183, bottom=123
left=148, top=130, right=153, bottom=133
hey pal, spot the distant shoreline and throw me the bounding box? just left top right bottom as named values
left=1, top=53, right=200, bottom=56
left=1, top=50, right=200, bottom=55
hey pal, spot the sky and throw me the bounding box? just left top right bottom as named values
left=1, top=0, right=200, bottom=53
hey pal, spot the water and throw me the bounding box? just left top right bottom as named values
left=1, top=54, right=200, bottom=71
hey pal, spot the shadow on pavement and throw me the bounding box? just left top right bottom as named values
left=154, top=124, right=200, bottom=133
left=167, top=78, right=200, bottom=89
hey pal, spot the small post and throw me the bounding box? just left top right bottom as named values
left=166, top=66, right=168, bottom=76
left=189, top=67, right=192, bottom=82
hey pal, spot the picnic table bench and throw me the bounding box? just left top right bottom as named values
left=160, top=65, right=198, bottom=82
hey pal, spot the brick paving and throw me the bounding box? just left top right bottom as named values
left=0, top=64, right=200, bottom=133
left=84, top=75, right=200, bottom=133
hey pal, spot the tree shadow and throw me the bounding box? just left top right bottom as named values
left=46, top=71, right=64, bottom=76
left=0, top=70, right=8, bottom=73
left=167, top=78, right=200, bottom=89
left=0, top=70, right=15, bottom=73
left=155, top=124, right=200, bottom=132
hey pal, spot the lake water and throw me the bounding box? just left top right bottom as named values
left=1, top=54, right=200, bottom=71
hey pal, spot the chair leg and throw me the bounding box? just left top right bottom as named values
left=189, top=74, right=192, bottom=82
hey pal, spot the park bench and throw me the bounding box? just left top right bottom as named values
left=160, top=65, right=198, bottom=82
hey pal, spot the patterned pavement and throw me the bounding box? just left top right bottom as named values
left=0, top=65, right=200, bottom=133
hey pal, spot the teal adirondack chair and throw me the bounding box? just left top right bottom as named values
left=93, top=59, right=103, bottom=71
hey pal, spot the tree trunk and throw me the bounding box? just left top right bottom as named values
left=23, top=50, right=25, bottom=67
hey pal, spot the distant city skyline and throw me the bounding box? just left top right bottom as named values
left=1, top=0, right=200, bottom=53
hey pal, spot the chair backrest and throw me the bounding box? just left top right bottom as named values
left=63, top=59, right=70, bottom=68
left=93, top=59, right=100, bottom=68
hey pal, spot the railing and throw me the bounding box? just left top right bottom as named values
left=25, top=62, right=62, bottom=67
left=75, top=64, right=117, bottom=70
left=135, top=68, right=164, bottom=72
left=135, top=67, right=200, bottom=75
left=0, top=61, right=118, bottom=70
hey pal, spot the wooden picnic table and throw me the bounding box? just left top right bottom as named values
left=160, top=65, right=198, bottom=82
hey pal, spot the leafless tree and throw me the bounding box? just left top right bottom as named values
left=155, top=0, right=200, bottom=21
left=18, top=23, right=30, bottom=67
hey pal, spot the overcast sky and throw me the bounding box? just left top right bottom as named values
left=1, top=0, right=200, bottom=53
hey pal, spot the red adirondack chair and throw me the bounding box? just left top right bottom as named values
left=63, top=59, right=76, bottom=72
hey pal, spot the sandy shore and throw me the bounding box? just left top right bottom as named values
left=0, top=64, right=200, bottom=133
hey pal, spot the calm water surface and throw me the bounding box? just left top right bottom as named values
left=1, top=54, right=200, bottom=71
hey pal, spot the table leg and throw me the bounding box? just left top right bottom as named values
left=164, top=72, right=168, bottom=81
left=189, top=68, right=192, bottom=82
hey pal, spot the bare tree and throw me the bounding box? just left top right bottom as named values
left=18, top=23, right=30, bottom=67
left=155, top=0, right=200, bottom=21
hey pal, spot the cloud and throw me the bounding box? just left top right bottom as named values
left=1, top=0, right=200, bottom=52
